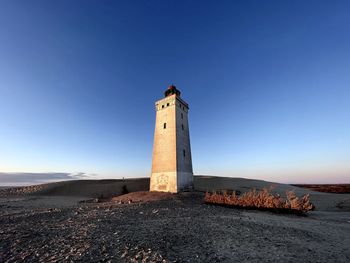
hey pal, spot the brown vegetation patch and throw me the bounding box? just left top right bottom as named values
left=204, top=188, right=315, bottom=214
left=293, top=184, right=350, bottom=194
left=111, top=191, right=176, bottom=204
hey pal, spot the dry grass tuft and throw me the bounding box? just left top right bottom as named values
left=204, top=188, right=315, bottom=214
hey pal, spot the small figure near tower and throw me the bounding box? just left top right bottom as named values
left=150, top=85, right=193, bottom=193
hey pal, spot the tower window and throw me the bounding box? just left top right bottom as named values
left=183, top=149, right=186, bottom=157
left=181, top=113, right=183, bottom=119
left=167, top=103, right=169, bottom=106
left=163, top=123, right=166, bottom=129
left=182, top=124, right=184, bottom=130
left=162, top=105, right=164, bottom=108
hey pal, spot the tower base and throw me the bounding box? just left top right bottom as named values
left=150, top=172, right=193, bottom=193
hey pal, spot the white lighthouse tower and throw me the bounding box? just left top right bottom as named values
left=150, top=85, right=193, bottom=193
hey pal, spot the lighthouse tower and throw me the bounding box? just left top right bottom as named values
left=150, top=85, right=193, bottom=193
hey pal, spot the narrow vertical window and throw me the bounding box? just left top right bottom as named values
left=181, top=113, right=183, bottom=119
left=183, top=149, right=186, bottom=157
left=162, top=105, right=164, bottom=108
left=181, top=124, right=184, bottom=130
left=163, top=123, right=166, bottom=129
left=167, top=103, right=169, bottom=106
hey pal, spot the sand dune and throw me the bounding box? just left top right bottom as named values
left=194, top=175, right=308, bottom=194
left=0, top=178, right=150, bottom=198
left=1, top=175, right=349, bottom=211
left=1, top=176, right=297, bottom=198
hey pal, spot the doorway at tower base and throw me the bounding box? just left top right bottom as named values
left=150, top=172, right=193, bottom=193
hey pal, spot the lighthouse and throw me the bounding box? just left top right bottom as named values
left=150, top=85, right=193, bottom=193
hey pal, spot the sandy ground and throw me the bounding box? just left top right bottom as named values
left=0, top=178, right=150, bottom=198
left=1, top=176, right=350, bottom=262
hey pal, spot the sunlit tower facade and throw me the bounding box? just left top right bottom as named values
left=150, top=85, right=193, bottom=193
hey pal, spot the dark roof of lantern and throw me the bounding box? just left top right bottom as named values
left=164, top=85, right=181, bottom=97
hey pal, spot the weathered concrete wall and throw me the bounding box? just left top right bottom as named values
left=150, top=172, right=177, bottom=193
left=151, top=95, right=177, bottom=192
left=150, top=93, right=193, bottom=193
left=176, top=98, right=193, bottom=190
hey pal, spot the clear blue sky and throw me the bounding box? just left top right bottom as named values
left=0, top=0, right=349, bottom=184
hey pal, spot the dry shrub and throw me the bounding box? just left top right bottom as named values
left=204, top=188, right=315, bottom=214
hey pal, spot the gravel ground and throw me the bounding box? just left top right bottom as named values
left=1, top=192, right=350, bottom=262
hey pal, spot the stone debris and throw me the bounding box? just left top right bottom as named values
left=122, top=246, right=168, bottom=262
